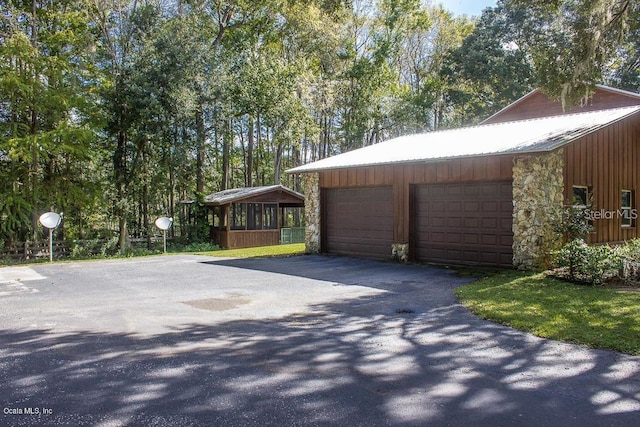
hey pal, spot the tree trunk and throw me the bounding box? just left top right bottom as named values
left=169, top=126, right=176, bottom=238
left=274, top=134, right=284, bottom=185
left=116, top=127, right=130, bottom=253
left=256, top=114, right=262, bottom=185
left=247, top=116, right=254, bottom=187
left=221, top=119, right=231, bottom=190
left=195, top=103, right=205, bottom=194
left=142, top=146, right=151, bottom=249
left=29, top=0, right=39, bottom=241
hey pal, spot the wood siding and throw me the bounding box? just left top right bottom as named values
left=212, top=229, right=280, bottom=249
left=564, top=116, right=640, bottom=243
left=485, top=88, right=640, bottom=124
left=318, top=155, right=514, bottom=245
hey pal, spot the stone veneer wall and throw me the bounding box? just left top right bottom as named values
left=302, top=173, right=321, bottom=254
left=391, top=243, right=409, bottom=263
left=512, top=149, right=564, bottom=270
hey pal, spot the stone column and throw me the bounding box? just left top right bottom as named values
left=512, top=150, right=564, bottom=270
left=302, top=173, right=321, bottom=254
left=391, top=243, right=409, bottom=263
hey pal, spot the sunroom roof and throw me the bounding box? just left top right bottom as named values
left=288, top=106, right=640, bottom=173
left=201, top=185, right=304, bottom=206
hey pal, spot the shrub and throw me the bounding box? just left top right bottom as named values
left=616, top=239, right=640, bottom=283
left=173, top=242, right=220, bottom=252
left=554, top=239, right=588, bottom=281
left=552, top=203, right=594, bottom=241
left=121, top=247, right=160, bottom=257
left=553, top=239, right=620, bottom=285
left=70, top=239, right=102, bottom=259
left=101, top=236, right=120, bottom=257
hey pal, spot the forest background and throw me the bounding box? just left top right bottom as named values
left=1, top=0, right=637, bottom=250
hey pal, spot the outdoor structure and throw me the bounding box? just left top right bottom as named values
left=200, top=185, right=305, bottom=249
left=288, top=85, right=640, bottom=269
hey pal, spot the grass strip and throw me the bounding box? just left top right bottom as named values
left=455, top=270, right=640, bottom=355
left=201, top=243, right=305, bottom=259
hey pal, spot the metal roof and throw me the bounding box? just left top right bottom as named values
left=288, top=106, right=640, bottom=174
left=201, top=185, right=304, bottom=206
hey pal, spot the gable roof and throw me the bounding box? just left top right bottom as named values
left=201, top=185, right=304, bottom=206
left=288, top=106, right=640, bottom=173
left=482, top=85, right=640, bottom=125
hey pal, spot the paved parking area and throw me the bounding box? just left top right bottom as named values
left=1, top=254, right=639, bottom=426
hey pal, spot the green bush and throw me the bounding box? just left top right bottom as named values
left=172, top=242, right=220, bottom=253
left=101, top=236, right=120, bottom=257
left=554, top=239, right=588, bottom=281
left=70, top=239, right=102, bottom=259
left=552, top=204, right=594, bottom=241
left=121, top=247, right=160, bottom=257
left=615, top=239, right=640, bottom=283
left=553, top=239, right=620, bottom=285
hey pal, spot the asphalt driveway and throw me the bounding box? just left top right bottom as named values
left=0, top=254, right=639, bottom=426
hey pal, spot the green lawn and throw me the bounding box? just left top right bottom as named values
left=201, top=243, right=305, bottom=258
left=455, top=270, right=640, bottom=355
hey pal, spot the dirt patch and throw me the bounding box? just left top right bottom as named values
left=183, top=294, right=251, bottom=311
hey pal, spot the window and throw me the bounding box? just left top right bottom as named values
left=621, top=190, right=635, bottom=227
left=247, top=203, right=263, bottom=230
left=230, top=203, right=246, bottom=230
left=572, top=186, right=589, bottom=207
left=263, top=204, right=278, bottom=229
left=230, top=202, right=283, bottom=231
left=212, top=206, right=225, bottom=230
left=281, top=207, right=304, bottom=227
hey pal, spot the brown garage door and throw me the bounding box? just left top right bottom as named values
left=324, top=187, right=393, bottom=260
left=414, top=181, right=513, bottom=267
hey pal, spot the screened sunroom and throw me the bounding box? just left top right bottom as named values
left=202, top=185, right=305, bottom=249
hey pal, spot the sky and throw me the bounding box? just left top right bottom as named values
left=437, top=0, right=498, bottom=17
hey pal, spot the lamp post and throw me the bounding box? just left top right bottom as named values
left=39, top=212, right=63, bottom=262
left=154, top=216, right=173, bottom=253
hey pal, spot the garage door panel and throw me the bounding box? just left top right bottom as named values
left=431, top=217, right=446, bottom=227
left=481, top=218, right=498, bottom=229
left=447, top=217, right=462, bottom=228
left=464, top=202, right=479, bottom=212
left=499, top=253, right=514, bottom=265
left=415, top=181, right=513, bottom=267
left=500, top=235, right=513, bottom=246
left=481, top=234, right=498, bottom=245
left=446, top=233, right=462, bottom=243
left=431, top=232, right=446, bottom=242
left=463, top=218, right=479, bottom=228
left=501, top=200, right=513, bottom=211
left=325, top=187, right=393, bottom=260
left=479, top=252, right=499, bottom=264
left=463, top=234, right=479, bottom=244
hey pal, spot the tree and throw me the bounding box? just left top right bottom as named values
left=0, top=0, right=99, bottom=243
left=90, top=0, right=171, bottom=250
left=606, top=1, right=640, bottom=90
left=396, top=5, right=474, bottom=130
left=440, top=3, right=535, bottom=125
left=506, top=0, right=634, bottom=107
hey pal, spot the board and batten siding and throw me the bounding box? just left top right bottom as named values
left=485, top=88, right=640, bottom=124
left=564, top=115, right=640, bottom=243
left=317, top=155, right=514, bottom=247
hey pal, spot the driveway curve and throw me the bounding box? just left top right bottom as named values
left=0, top=254, right=638, bottom=426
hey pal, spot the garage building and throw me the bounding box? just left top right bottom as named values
left=288, top=86, right=640, bottom=269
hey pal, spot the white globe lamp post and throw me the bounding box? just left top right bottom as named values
left=154, top=216, right=173, bottom=253
left=39, top=212, right=63, bottom=262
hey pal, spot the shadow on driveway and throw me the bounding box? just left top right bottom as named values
left=1, top=255, right=639, bottom=426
